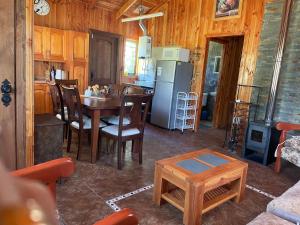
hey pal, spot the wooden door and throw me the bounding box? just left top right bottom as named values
left=72, top=32, right=89, bottom=62
left=34, top=26, right=45, bottom=60
left=47, top=28, right=66, bottom=62
left=34, top=83, right=52, bottom=114
left=213, top=36, right=244, bottom=128
left=0, top=0, right=33, bottom=170
left=71, top=62, right=88, bottom=94
left=89, top=30, right=122, bottom=85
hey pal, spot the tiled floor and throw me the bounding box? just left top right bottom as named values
left=56, top=124, right=300, bottom=225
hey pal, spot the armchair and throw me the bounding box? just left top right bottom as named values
left=11, top=158, right=138, bottom=225
left=274, top=122, right=300, bottom=173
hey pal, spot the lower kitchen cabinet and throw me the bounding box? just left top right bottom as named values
left=34, top=82, right=53, bottom=114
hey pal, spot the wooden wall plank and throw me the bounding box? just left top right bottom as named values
left=34, top=0, right=140, bottom=39
left=148, top=0, right=266, bottom=129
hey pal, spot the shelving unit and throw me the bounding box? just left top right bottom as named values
left=224, top=84, right=261, bottom=152
left=174, top=92, right=198, bottom=133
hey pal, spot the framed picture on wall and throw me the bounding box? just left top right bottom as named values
left=214, top=0, right=243, bottom=20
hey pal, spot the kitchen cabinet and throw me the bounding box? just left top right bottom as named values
left=67, top=31, right=89, bottom=94
left=69, top=61, right=88, bottom=94
left=34, top=26, right=66, bottom=62
left=47, top=28, right=66, bottom=61
left=33, top=26, right=89, bottom=95
left=34, top=26, right=45, bottom=60
left=34, top=82, right=53, bottom=114
left=69, top=31, right=89, bottom=62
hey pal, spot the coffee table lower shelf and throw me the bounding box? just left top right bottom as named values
left=161, top=186, right=239, bottom=214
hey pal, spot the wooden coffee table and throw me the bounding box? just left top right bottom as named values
left=153, top=149, right=248, bottom=225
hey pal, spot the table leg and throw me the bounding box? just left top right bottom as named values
left=184, top=182, right=204, bottom=225
left=234, top=166, right=248, bottom=203
left=91, top=109, right=100, bottom=163
left=153, top=164, right=168, bottom=205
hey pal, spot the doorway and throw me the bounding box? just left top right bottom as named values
left=89, top=30, right=123, bottom=85
left=200, top=36, right=244, bottom=129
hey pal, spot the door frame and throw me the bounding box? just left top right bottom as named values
left=89, top=29, right=124, bottom=85
left=197, top=34, right=245, bottom=129
left=16, top=0, right=34, bottom=168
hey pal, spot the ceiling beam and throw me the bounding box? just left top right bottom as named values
left=116, top=0, right=139, bottom=19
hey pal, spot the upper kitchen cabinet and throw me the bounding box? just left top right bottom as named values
left=47, top=28, right=66, bottom=61
left=34, top=26, right=45, bottom=61
left=68, top=31, right=89, bottom=62
left=34, top=26, right=66, bottom=62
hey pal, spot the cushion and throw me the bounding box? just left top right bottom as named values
left=56, top=107, right=68, bottom=121
left=285, top=136, right=300, bottom=149
left=71, top=116, right=107, bottom=130
left=102, top=125, right=140, bottom=137
left=102, top=116, right=131, bottom=126
left=275, top=136, right=300, bottom=167
left=267, top=181, right=300, bottom=224
left=280, top=147, right=300, bottom=167
left=247, top=212, right=293, bottom=225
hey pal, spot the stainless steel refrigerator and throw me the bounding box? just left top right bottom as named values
left=151, top=61, right=194, bottom=129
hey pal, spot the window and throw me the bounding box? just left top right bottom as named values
left=124, top=39, right=137, bottom=76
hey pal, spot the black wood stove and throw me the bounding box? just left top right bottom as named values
left=243, top=122, right=280, bottom=165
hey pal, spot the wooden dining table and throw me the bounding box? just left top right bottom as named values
left=81, top=95, right=122, bottom=163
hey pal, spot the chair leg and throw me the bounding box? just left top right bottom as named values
left=106, top=137, right=110, bottom=154
left=67, top=129, right=72, bottom=152
left=97, top=131, right=102, bottom=160
left=117, top=140, right=122, bottom=170
left=88, top=132, right=92, bottom=145
left=65, top=124, right=69, bottom=140
left=274, top=156, right=281, bottom=173
left=111, top=140, right=116, bottom=153
left=138, top=138, right=143, bottom=164
left=122, top=142, right=126, bottom=153
left=77, top=132, right=82, bottom=160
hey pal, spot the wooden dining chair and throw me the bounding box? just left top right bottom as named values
left=49, top=82, right=66, bottom=120
left=109, top=83, right=127, bottom=96
left=102, top=85, right=146, bottom=126
left=48, top=82, right=69, bottom=140
left=101, top=93, right=153, bottom=169
left=62, top=86, right=107, bottom=161
left=50, top=79, right=79, bottom=139
left=55, top=79, right=78, bottom=87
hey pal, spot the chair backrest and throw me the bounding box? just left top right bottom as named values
left=62, top=86, right=84, bottom=128
left=55, top=79, right=78, bottom=87
left=124, top=86, right=145, bottom=95
left=118, top=94, right=153, bottom=136
left=12, top=157, right=75, bottom=199
left=108, top=84, right=127, bottom=96
left=49, top=82, right=64, bottom=118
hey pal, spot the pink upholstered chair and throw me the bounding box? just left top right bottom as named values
left=12, top=158, right=138, bottom=225
left=274, top=122, right=300, bottom=173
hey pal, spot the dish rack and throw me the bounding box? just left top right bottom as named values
left=174, top=92, right=198, bottom=133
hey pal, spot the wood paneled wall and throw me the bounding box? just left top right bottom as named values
left=34, top=0, right=140, bottom=39
left=148, top=0, right=268, bottom=128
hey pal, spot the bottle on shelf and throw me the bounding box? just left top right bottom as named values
left=50, top=66, right=56, bottom=81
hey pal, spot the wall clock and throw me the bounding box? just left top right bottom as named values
left=34, top=0, right=50, bottom=16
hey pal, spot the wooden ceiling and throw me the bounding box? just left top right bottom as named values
left=80, top=0, right=159, bottom=17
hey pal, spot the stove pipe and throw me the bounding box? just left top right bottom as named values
left=265, top=0, right=293, bottom=126
left=139, top=20, right=147, bottom=36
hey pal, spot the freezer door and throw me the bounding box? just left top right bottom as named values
left=156, top=61, right=177, bottom=83
left=151, top=81, right=174, bottom=129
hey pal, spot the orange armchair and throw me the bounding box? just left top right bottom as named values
left=274, top=122, right=300, bottom=173
left=11, top=158, right=138, bottom=225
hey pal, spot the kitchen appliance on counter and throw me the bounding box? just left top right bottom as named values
left=151, top=61, right=193, bottom=129
left=152, top=47, right=190, bottom=62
